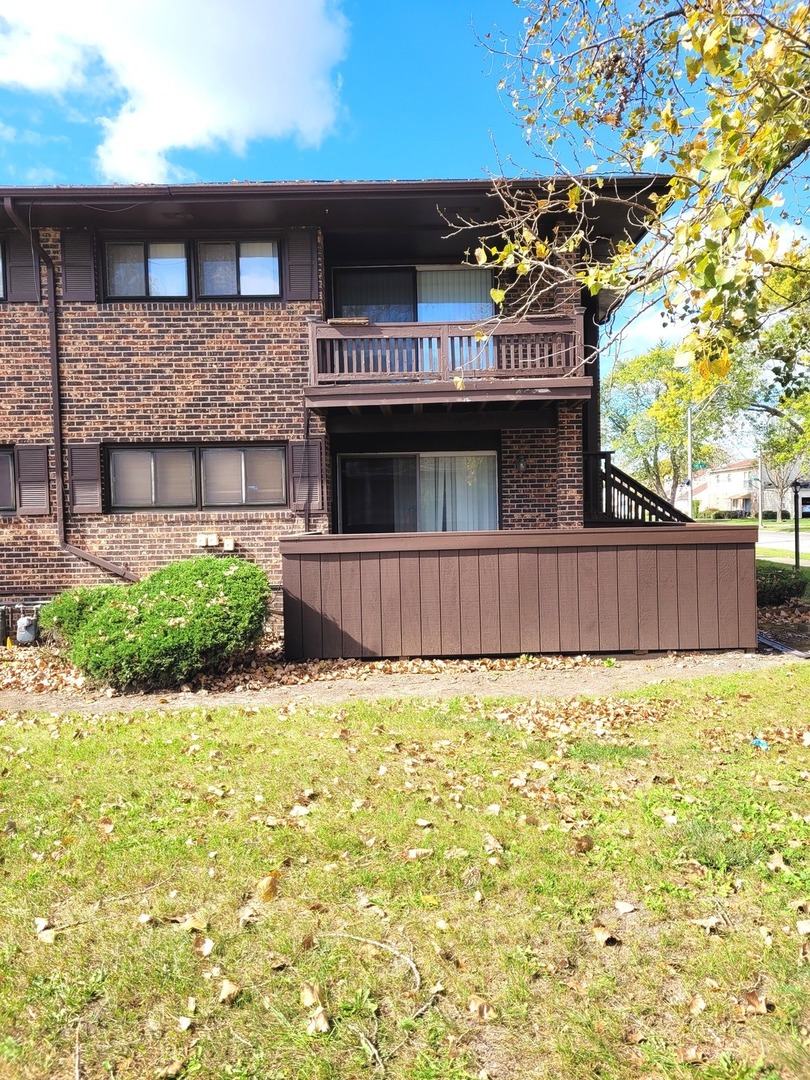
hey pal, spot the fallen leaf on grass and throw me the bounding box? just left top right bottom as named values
left=573, top=834, right=594, bottom=853
left=177, top=1016, right=193, bottom=1032
left=739, top=990, right=771, bottom=1016
left=467, top=994, right=497, bottom=1021
left=97, top=816, right=114, bottom=840
left=687, top=993, right=706, bottom=1016
left=692, top=916, right=723, bottom=935
left=404, top=847, right=433, bottom=861
left=592, top=925, right=622, bottom=947
left=307, top=1006, right=330, bottom=1034
left=767, top=851, right=789, bottom=872
left=218, top=979, right=241, bottom=1005
left=256, top=871, right=281, bottom=902
left=300, top=983, right=325, bottom=1009
left=175, top=911, right=208, bottom=933
left=155, top=1060, right=187, bottom=1079
left=677, top=1045, right=706, bottom=1064
left=193, top=936, right=214, bottom=958
left=796, top=919, right=810, bottom=936
left=615, top=901, right=636, bottom=915
left=624, top=1027, right=646, bottom=1045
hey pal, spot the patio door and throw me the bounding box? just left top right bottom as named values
left=338, top=452, right=497, bottom=534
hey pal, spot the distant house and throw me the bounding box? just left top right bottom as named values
left=676, top=459, right=810, bottom=519
left=0, top=179, right=757, bottom=657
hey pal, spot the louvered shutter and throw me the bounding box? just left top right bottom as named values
left=290, top=438, right=324, bottom=511
left=6, top=232, right=40, bottom=302
left=285, top=229, right=318, bottom=301
left=61, top=231, right=97, bottom=301
left=14, top=445, right=50, bottom=515
left=68, top=443, right=103, bottom=513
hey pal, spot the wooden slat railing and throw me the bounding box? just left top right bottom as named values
left=584, top=451, right=692, bottom=525
left=309, top=312, right=584, bottom=384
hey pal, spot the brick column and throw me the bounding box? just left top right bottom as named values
left=556, top=403, right=584, bottom=528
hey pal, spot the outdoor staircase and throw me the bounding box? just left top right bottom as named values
left=584, top=451, right=692, bottom=526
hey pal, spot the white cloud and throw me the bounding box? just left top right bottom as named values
left=0, top=0, right=349, bottom=182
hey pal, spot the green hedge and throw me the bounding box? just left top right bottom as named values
left=41, top=557, right=269, bottom=690
left=756, top=564, right=806, bottom=608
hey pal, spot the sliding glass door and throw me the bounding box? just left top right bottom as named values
left=339, top=452, right=497, bottom=534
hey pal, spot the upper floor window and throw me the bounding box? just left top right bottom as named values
left=197, top=240, right=280, bottom=297
left=106, top=242, right=189, bottom=298
left=0, top=449, right=14, bottom=511
left=332, top=267, right=494, bottom=324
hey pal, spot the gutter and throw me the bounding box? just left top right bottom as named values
left=4, top=197, right=138, bottom=583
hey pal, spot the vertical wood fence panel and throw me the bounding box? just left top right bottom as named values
left=281, top=527, right=759, bottom=660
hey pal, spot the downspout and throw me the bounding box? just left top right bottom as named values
left=4, top=197, right=138, bottom=582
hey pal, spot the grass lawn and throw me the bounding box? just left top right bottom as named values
left=2, top=669, right=810, bottom=1079
left=756, top=550, right=810, bottom=569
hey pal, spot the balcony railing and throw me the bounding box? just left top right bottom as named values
left=308, top=312, right=585, bottom=385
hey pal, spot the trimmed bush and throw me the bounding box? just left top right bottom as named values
left=762, top=510, right=777, bottom=520
left=40, top=557, right=270, bottom=689
left=756, top=564, right=806, bottom=607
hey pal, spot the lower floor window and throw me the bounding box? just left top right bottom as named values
left=339, top=452, right=497, bottom=533
left=0, top=449, right=14, bottom=511
left=109, top=445, right=286, bottom=510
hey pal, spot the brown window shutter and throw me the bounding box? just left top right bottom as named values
left=68, top=443, right=103, bottom=513
left=14, top=445, right=50, bottom=515
left=6, top=232, right=40, bottom=302
left=290, top=438, right=324, bottom=511
left=61, top=231, right=97, bottom=301
left=285, top=229, right=318, bottom=301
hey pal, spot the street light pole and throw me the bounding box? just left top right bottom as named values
left=792, top=479, right=801, bottom=570
left=686, top=405, right=693, bottom=517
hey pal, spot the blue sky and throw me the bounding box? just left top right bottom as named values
left=0, top=0, right=533, bottom=186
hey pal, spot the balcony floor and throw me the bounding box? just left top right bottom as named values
left=304, top=375, right=593, bottom=410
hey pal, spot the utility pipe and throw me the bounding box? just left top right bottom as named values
left=4, top=197, right=137, bottom=582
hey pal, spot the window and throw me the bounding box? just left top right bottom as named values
left=197, top=240, right=280, bottom=297
left=0, top=241, right=5, bottom=300
left=201, top=447, right=285, bottom=506
left=110, top=448, right=196, bottom=508
left=0, top=449, right=14, bottom=511
left=333, top=267, right=494, bottom=324
left=106, top=242, right=189, bottom=298
left=339, top=452, right=497, bottom=534
left=108, top=445, right=286, bottom=510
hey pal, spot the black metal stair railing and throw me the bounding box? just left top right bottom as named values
left=584, top=451, right=692, bottom=525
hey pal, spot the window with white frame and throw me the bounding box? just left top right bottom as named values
left=108, top=445, right=287, bottom=510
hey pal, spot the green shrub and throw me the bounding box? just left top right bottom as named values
left=40, top=557, right=270, bottom=689
left=782, top=509, right=791, bottom=520
left=712, top=509, right=730, bottom=519
left=762, top=510, right=777, bottom=520
left=40, top=584, right=122, bottom=642
left=756, top=564, right=806, bottom=607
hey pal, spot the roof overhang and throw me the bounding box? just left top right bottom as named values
left=0, top=176, right=670, bottom=265
left=304, top=375, right=592, bottom=411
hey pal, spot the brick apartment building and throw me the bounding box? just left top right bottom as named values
left=0, top=181, right=757, bottom=657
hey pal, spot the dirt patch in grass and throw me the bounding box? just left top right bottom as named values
left=0, top=643, right=798, bottom=715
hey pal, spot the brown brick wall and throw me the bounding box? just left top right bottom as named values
left=1, top=227, right=584, bottom=603
left=500, top=406, right=584, bottom=530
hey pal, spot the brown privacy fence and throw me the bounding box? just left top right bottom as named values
left=280, top=526, right=758, bottom=660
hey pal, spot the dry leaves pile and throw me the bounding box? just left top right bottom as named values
left=468, top=696, right=666, bottom=741
left=0, top=641, right=602, bottom=697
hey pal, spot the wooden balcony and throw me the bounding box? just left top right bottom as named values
left=305, top=311, right=591, bottom=409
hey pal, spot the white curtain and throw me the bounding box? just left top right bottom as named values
left=419, top=454, right=497, bottom=531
